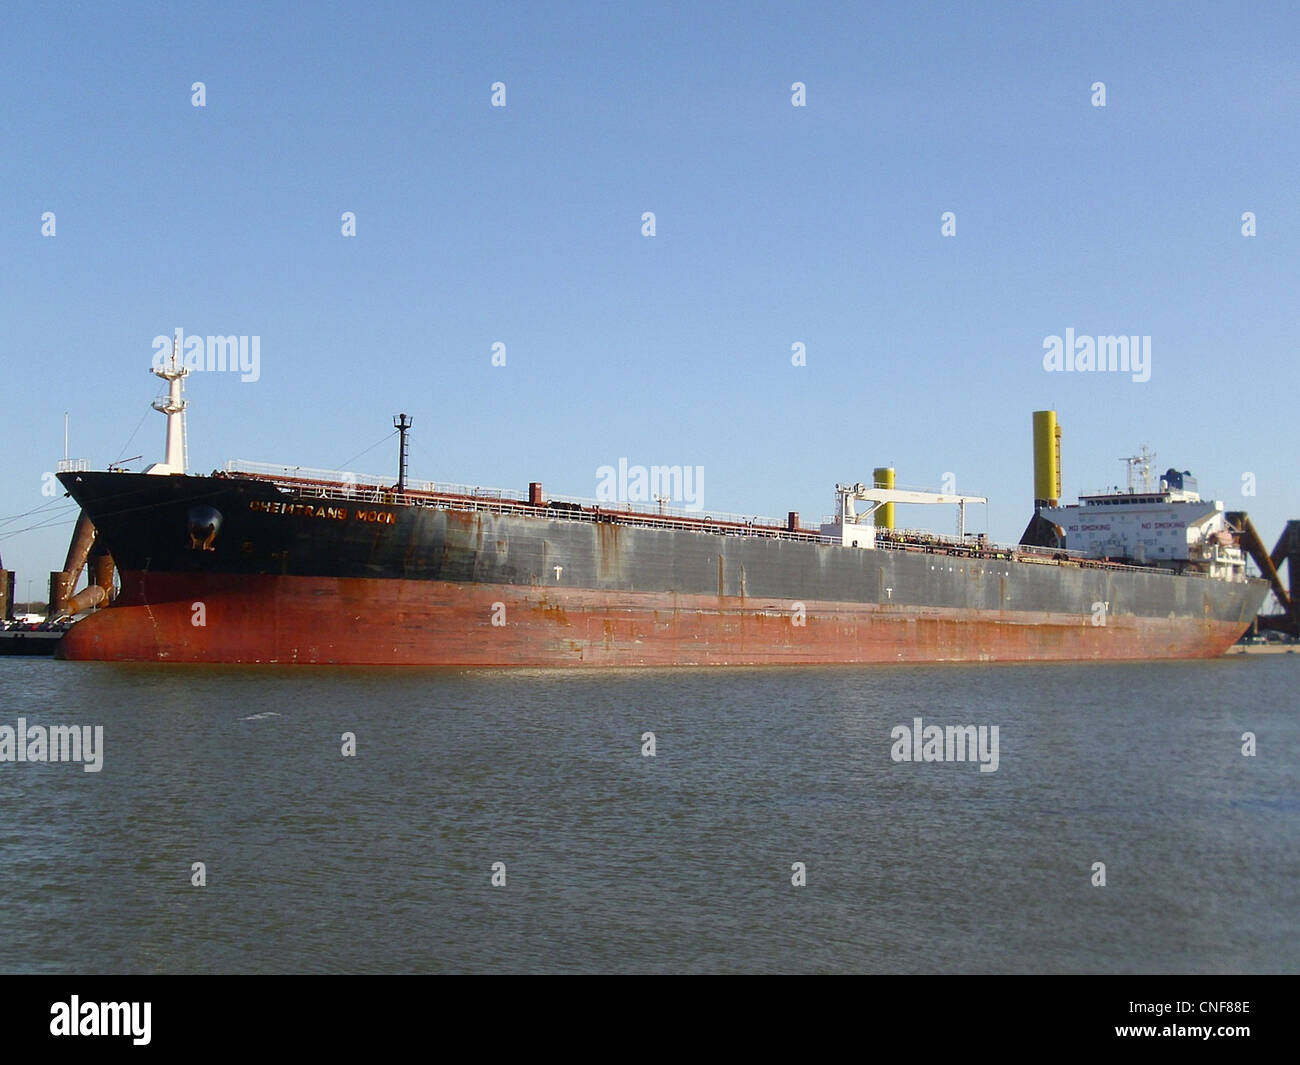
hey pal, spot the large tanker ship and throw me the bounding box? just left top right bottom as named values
left=53, top=352, right=1269, bottom=665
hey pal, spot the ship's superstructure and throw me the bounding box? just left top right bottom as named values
left=1040, top=450, right=1247, bottom=580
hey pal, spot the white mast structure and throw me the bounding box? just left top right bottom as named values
left=1121, top=447, right=1156, bottom=494
left=822, top=482, right=988, bottom=548
left=145, top=334, right=190, bottom=475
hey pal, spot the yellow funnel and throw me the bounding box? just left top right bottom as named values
left=1032, top=411, right=1061, bottom=505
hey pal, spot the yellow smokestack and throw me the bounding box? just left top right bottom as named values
left=873, top=466, right=895, bottom=529
left=1032, top=410, right=1061, bottom=505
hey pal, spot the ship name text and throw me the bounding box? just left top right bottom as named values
left=248, top=500, right=395, bottom=524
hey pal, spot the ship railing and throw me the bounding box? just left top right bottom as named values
left=866, top=526, right=1212, bottom=576
left=223, top=459, right=810, bottom=531
left=222, top=461, right=528, bottom=502
left=531, top=496, right=800, bottom=530
left=821, top=522, right=1094, bottom=562
left=416, top=494, right=837, bottom=544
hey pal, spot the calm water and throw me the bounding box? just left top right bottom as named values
left=0, top=656, right=1296, bottom=973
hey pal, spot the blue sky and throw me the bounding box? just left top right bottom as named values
left=3, top=1, right=1298, bottom=594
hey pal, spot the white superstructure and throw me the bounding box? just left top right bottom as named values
left=1040, top=457, right=1246, bottom=579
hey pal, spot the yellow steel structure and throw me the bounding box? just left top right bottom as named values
left=1032, top=411, right=1061, bottom=505
left=873, top=467, right=896, bottom=529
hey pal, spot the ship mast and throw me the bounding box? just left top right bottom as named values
left=147, top=333, right=190, bottom=475
left=394, top=413, right=412, bottom=495
left=1121, top=447, right=1155, bottom=494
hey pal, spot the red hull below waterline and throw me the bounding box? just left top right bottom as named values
left=57, top=573, right=1247, bottom=666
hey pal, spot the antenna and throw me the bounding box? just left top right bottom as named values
left=394, top=413, right=412, bottom=494
left=1121, top=447, right=1155, bottom=493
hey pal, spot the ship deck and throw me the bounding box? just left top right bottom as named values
left=216, top=461, right=1229, bottom=582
